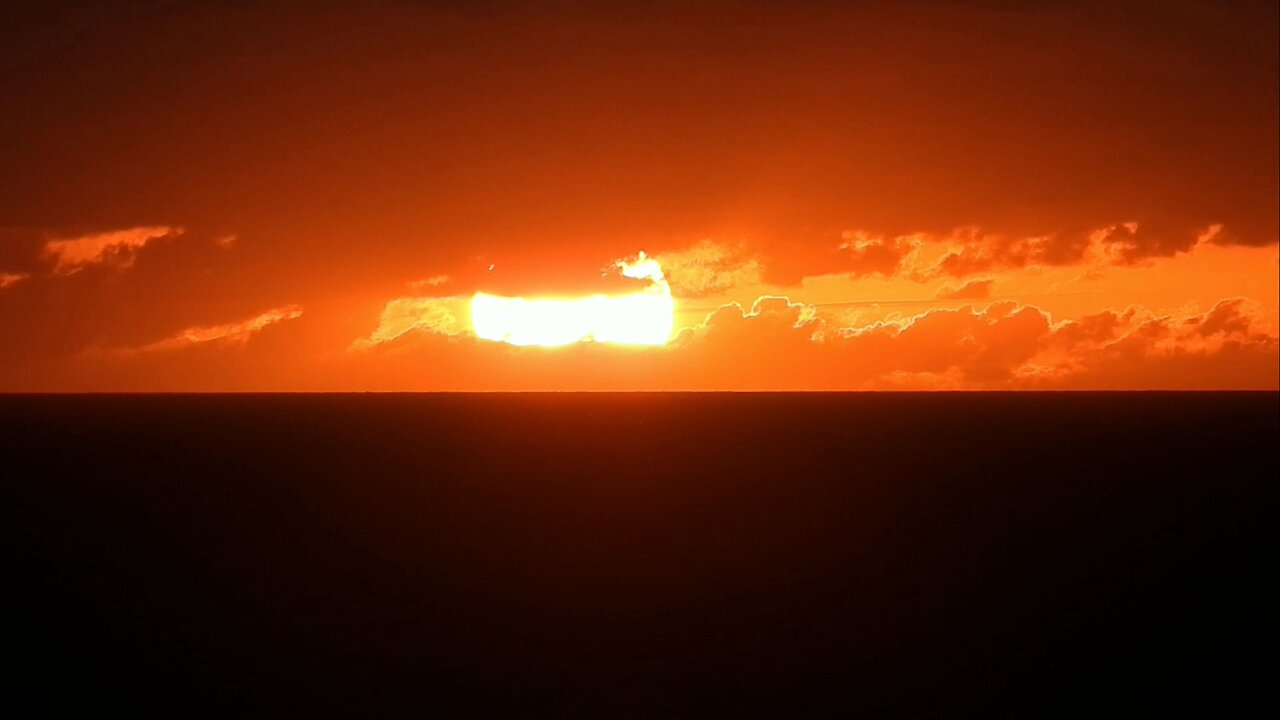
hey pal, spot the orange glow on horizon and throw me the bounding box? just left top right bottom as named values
left=0, top=4, right=1276, bottom=391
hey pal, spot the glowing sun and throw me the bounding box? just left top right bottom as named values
left=470, top=253, right=674, bottom=347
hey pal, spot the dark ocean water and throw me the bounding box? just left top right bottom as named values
left=4, top=392, right=1276, bottom=716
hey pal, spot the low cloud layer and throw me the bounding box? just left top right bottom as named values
left=921, top=222, right=1232, bottom=279
left=653, top=219, right=1271, bottom=299
left=696, top=296, right=1278, bottom=389
left=351, top=291, right=1276, bottom=391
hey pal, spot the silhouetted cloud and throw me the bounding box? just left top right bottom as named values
left=687, top=219, right=1262, bottom=290
left=920, top=222, right=1242, bottom=280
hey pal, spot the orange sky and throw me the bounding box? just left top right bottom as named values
left=1, top=1, right=1276, bottom=391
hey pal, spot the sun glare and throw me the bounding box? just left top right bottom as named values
left=470, top=253, right=675, bottom=347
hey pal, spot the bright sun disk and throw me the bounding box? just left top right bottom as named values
left=470, top=253, right=674, bottom=347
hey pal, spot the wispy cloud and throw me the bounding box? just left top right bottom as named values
left=408, top=275, right=451, bottom=291
left=42, top=226, right=183, bottom=274
left=935, top=278, right=994, bottom=300
left=0, top=271, right=28, bottom=289
left=120, top=304, right=303, bottom=354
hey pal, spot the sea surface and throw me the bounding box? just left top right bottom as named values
left=4, top=392, right=1276, bottom=716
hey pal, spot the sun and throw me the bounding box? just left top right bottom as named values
left=470, top=253, right=674, bottom=347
